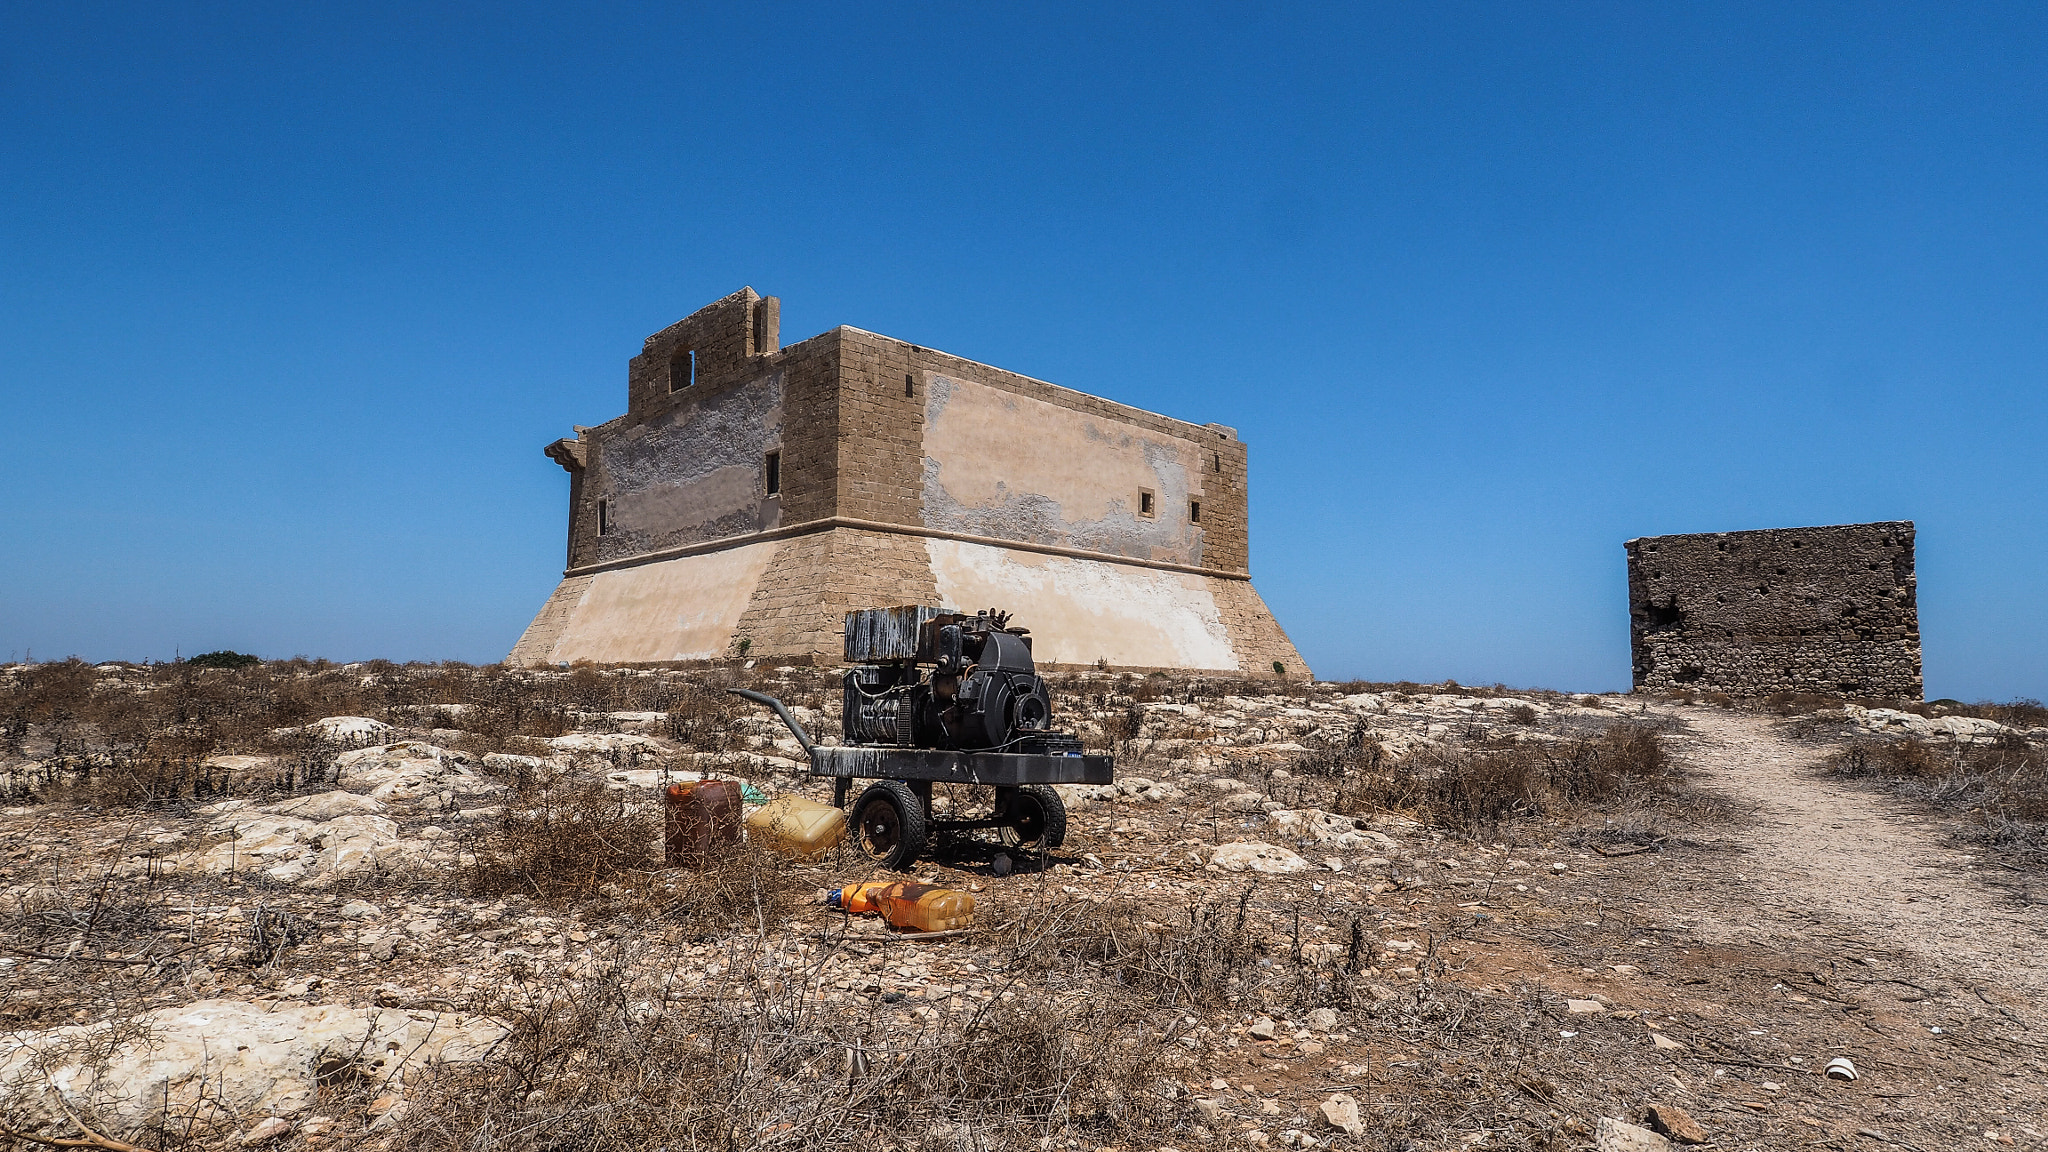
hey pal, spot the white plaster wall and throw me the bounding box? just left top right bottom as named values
left=923, top=375, right=1205, bottom=566
left=548, top=540, right=779, bottom=663
left=926, top=538, right=1238, bottom=670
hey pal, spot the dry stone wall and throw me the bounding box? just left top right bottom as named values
left=1626, top=521, right=1920, bottom=699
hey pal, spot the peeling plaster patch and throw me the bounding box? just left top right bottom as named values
left=927, top=539, right=1237, bottom=670
left=550, top=540, right=779, bottom=663
left=594, top=371, right=783, bottom=561
left=923, top=375, right=1203, bottom=565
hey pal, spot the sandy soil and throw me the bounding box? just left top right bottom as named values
left=1543, top=704, right=2048, bottom=1150
left=1661, top=706, right=2048, bottom=999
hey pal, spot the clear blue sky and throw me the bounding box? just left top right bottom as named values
left=4, top=4, right=2044, bottom=699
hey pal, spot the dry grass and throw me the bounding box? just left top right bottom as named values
left=462, top=773, right=662, bottom=905
left=1825, top=735, right=2048, bottom=869
left=0, top=658, right=833, bottom=810
left=1316, top=723, right=1678, bottom=838
left=391, top=959, right=1175, bottom=1152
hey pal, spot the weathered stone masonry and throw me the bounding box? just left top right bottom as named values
left=1626, top=521, right=1921, bottom=699
left=510, top=287, right=1307, bottom=676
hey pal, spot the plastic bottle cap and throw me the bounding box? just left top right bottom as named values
left=826, top=888, right=845, bottom=908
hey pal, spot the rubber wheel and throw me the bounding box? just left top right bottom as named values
left=998, top=784, right=1068, bottom=851
left=851, top=780, right=929, bottom=871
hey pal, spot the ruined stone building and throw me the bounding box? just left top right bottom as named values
left=1625, top=521, right=1920, bottom=699
left=509, top=288, right=1307, bottom=675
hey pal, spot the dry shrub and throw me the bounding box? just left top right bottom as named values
left=665, top=679, right=749, bottom=751
left=1828, top=736, right=2048, bottom=868
left=463, top=772, right=808, bottom=933
left=1423, top=750, right=1545, bottom=830
left=465, top=774, right=660, bottom=904
left=394, top=953, right=1171, bottom=1152
left=1342, top=723, right=1675, bottom=836
left=1828, top=738, right=1952, bottom=780
left=645, top=845, right=809, bottom=937
left=995, top=886, right=1262, bottom=1008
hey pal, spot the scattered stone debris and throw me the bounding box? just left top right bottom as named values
left=1643, top=1102, right=1709, bottom=1144
left=2, top=661, right=2043, bottom=1151
left=1595, top=1116, right=1673, bottom=1152
left=0, top=998, right=507, bottom=1135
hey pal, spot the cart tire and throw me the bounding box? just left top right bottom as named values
left=851, top=780, right=928, bottom=870
left=998, top=784, right=1068, bottom=851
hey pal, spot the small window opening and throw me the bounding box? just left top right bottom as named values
left=1138, top=489, right=1155, bottom=518
left=1189, top=499, right=1201, bottom=523
left=905, top=374, right=915, bottom=398
left=597, top=499, right=612, bottom=536
left=764, top=451, right=781, bottom=496
left=1213, top=453, right=1221, bottom=473
left=669, top=347, right=696, bottom=392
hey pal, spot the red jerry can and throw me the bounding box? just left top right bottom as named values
left=663, top=779, right=742, bottom=868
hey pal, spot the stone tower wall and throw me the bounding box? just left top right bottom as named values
left=1625, top=521, right=1920, bottom=699
left=515, top=289, right=1306, bottom=677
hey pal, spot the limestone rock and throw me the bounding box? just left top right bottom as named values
left=271, top=716, right=393, bottom=747
left=1212, top=842, right=1310, bottom=874
left=1266, top=807, right=1380, bottom=849
left=1643, top=1103, right=1708, bottom=1144
left=1846, top=706, right=2010, bottom=744
left=1566, top=998, right=1606, bottom=1014
left=1248, top=1016, right=1278, bottom=1039
left=262, top=790, right=386, bottom=820
left=1319, top=1093, right=1364, bottom=1137
left=336, top=742, right=504, bottom=808
left=183, top=809, right=431, bottom=886
left=237, top=1116, right=294, bottom=1145
left=1651, top=1032, right=1686, bottom=1051
left=548, top=732, right=664, bottom=760
left=482, top=752, right=547, bottom=775
left=1305, top=1007, right=1340, bottom=1031
left=0, top=999, right=508, bottom=1136
left=203, top=754, right=275, bottom=775
left=1594, top=1117, right=1671, bottom=1152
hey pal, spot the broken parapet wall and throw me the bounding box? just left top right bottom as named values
left=1625, top=521, right=1921, bottom=699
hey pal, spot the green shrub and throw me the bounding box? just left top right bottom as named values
left=186, top=650, right=261, bottom=669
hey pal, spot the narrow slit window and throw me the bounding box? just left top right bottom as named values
left=1189, top=499, right=1201, bottom=523
left=905, top=373, right=915, bottom=398
left=669, top=347, right=696, bottom=392
left=1213, top=452, right=1222, bottom=472
left=597, top=499, right=611, bottom=535
left=764, top=451, right=781, bottom=496
left=1138, top=489, right=1155, bottom=518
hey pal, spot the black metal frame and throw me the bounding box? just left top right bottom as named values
left=729, top=687, right=1111, bottom=845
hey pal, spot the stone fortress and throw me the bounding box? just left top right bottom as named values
left=1625, top=521, right=1921, bottom=699
left=510, top=288, right=1307, bottom=676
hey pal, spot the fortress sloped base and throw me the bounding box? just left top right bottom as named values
left=510, top=526, right=1305, bottom=675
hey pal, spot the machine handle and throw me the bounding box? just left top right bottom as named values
left=727, top=688, right=816, bottom=753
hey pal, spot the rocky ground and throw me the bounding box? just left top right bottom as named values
left=2, top=664, right=2045, bottom=1151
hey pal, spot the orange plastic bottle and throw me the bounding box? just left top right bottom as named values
left=826, top=881, right=976, bottom=933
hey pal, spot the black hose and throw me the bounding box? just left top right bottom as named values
left=726, top=688, right=816, bottom=753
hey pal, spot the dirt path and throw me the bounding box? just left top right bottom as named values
left=1657, top=704, right=2048, bottom=1001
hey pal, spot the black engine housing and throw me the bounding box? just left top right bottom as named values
left=841, top=609, right=1061, bottom=752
